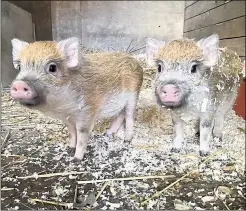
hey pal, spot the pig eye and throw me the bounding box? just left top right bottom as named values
left=157, top=64, right=162, bottom=73
left=48, top=64, right=57, bottom=73
left=17, top=64, right=21, bottom=71
left=191, top=64, right=197, bottom=73
left=13, top=61, right=21, bottom=70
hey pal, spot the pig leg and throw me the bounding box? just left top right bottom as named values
left=124, top=94, right=138, bottom=141
left=106, top=110, right=125, bottom=138
left=212, top=112, right=225, bottom=141
left=66, top=120, right=77, bottom=148
left=199, top=113, right=214, bottom=156
left=171, top=113, right=184, bottom=153
left=213, top=93, right=237, bottom=140
left=73, top=121, right=94, bottom=161
left=195, top=119, right=200, bottom=137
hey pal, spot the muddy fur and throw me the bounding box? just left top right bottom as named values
left=217, top=48, right=243, bottom=75
left=154, top=38, right=243, bottom=110
left=206, top=48, right=243, bottom=106
left=146, top=34, right=244, bottom=156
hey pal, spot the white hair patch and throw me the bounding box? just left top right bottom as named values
left=201, top=98, right=208, bottom=112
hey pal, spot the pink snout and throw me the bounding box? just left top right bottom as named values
left=10, top=81, right=37, bottom=100
left=160, top=84, right=181, bottom=103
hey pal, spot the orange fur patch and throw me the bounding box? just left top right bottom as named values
left=84, top=52, right=143, bottom=92
left=156, top=39, right=203, bottom=62
left=19, top=41, right=64, bottom=63
left=80, top=52, right=143, bottom=114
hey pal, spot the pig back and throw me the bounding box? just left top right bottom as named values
left=81, top=52, right=143, bottom=92
left=77, top=52, right=143, bottom=114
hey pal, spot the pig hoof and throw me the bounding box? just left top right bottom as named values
left=171, top=148, right=181, bottom=153
left=124, top=137, right=133, bottom=143
left=69, top=143, right=76, bottom=148
left=72, top=156, right=83, bottom=163
left=199, top=150, right=210, bottom=157
left=124, top=140, right=131, bottom=144
left=195, top=131, right=200, bottom=137
left=68, top=138, right=76, bottom=148
left=104, top=131, right=114, bottom=139
left=108, top=134, right=114, bottom=139
left=214, top=137, right=222, bottom=147
left=124, top=133, right=133, bottom=142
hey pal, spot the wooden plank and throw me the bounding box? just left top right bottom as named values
left=183, top=16, right=245, bottom=40
left=219, top=37, right=245, bottom=56
left=1, top=1, right=34, bottom=87
left=184, top=1, right=246, bottom=32
left=185, top=0, right=231, bottom=20
left=185, top=0, right=198, bottom=8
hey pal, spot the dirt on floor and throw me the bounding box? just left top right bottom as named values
left=1, top=56, right=246, bottom=210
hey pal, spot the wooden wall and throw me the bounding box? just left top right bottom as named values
left=183, top=0, right=245, bottom=62
left=9, top=1, right=53, bottom=41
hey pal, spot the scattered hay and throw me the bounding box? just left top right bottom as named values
left=142, top=67, right=156, bottom=89
left=136, top=105, right=172, bottom=134
left=141, top=148, right=226, bottom=206
left=93, top=118, right=113, bottom=133
left=77, top=174, right=175, bottom=185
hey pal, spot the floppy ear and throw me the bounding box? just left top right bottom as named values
left=11, top=38, right=29, bottom=61
left=58, top=37, right=80, bottom=69
left=197, top=34, right=220, bottom=67
left=146, top=37, right=165, bottom=66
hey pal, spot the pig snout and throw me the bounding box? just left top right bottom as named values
left=11, top=81, right=37, bottom=101
left=160, top=84, right=181, bottom=103
left=156, top=84, right=184, bottom=107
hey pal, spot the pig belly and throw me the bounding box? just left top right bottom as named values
left=98, top=91, right=135, bottom=119
left=37, top=95, right=88, bottom=122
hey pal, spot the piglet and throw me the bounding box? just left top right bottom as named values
left=146, top=34, right=243, bottom=156
left=10, top=37, right=143, bottom=160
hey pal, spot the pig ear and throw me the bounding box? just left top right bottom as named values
left=11, top=38, right=29, bottom=61
left=58, top=37, right=80, bottom=69
left=146, top=37, right=165, bottom=66
left=197, top=34, right=220, bottom=66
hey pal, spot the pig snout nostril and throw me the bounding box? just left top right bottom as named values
left=161, top=84, right=180, bottom=95
left=10, top=81, right=37, bottom=101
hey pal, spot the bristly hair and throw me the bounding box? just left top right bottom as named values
left=156, top=39, right=203, bottom=62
